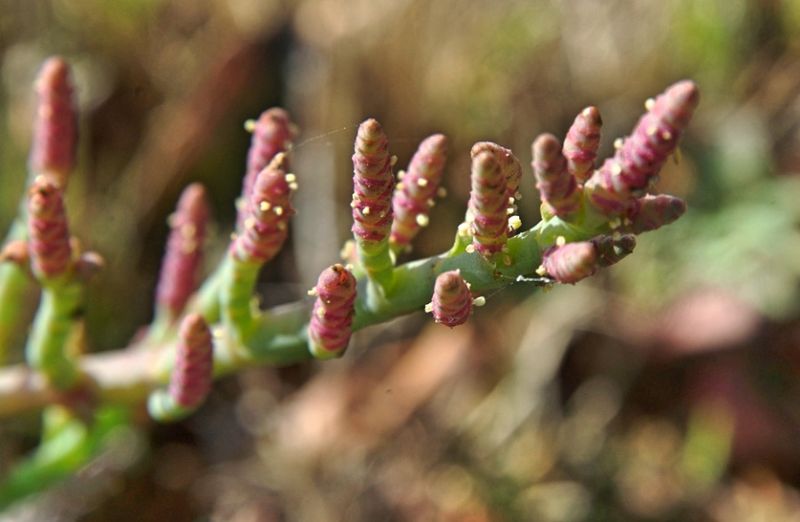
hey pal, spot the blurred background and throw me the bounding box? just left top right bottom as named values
left=2, top=0, right=800, bottom=520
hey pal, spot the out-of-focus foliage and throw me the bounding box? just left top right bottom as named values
left=2, top=0, right=800, bottom=520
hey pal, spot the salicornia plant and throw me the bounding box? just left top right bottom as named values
left=0, top=57, right=699, bottom=507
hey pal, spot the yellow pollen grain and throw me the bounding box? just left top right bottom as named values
left=289, top=182, right=299, bottom=191
left=424, top=302, right=433, bottom=313
left=285, top=173, right=296, bottom=183
left=274, top=206, right=284, bottom=216
left=661, top=130, right=672, bottom=141
left=645, top=98, right=655, bottom=111
left=396, top=182, right=405, bottom=191
left=427, top=198, right=435, bottom=208
left=536, top=265, right=547, bottom=276
left=397, top=170, right=406, bottom=180
left=416, top=214, right=429, bottom=227
left=614, top=138, right=624, bottom=150
left=259, top=201, right=271, bottom=212
left=390, top=155, right=398, bottom=166
left=465, top=244, right=476, bottom=253
left=417, top=178, right=429, bottom=188
left=362, top=206, right=371, bottom=215
left=646, top=125, right=657, bottom=136
left=506, top=207, right=515, bottom=215
left=307, top=288, right=318, bottom=296
left=556, top=236, right=566, bottom=246
left=244, top=119, right=257, bottom=132
left=473, top=296, right=486, bottom=307
left=611, top=163, right=623, bottom=176
left=457, top=223, right=470, bottom=236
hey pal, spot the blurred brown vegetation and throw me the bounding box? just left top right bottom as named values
left=3, top=0, right=800, bottom=520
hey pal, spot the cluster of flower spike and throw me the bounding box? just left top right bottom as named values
left=29, top=57, right=77, bottom=186
left=584, top=81, right=699, bottom=216
left=237, top=108, right=297, bottom=229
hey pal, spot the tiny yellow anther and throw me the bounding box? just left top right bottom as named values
left=536, top=265, right=547, bottom=276
left=613, top=138, right=624, bottom=150
left=472, top=296, right=486, bottom=307
left=465, top=244, right=476, bottom=254
left=645, top=98, right=655, bottom=111
left=390, top=155, right=398, bottom=166
left=556, top=236, right=566, bottom=247
left=244, top=119, right=257, bottom=132
left=424, top=302, right=434, bottom=313
left=416, top=214, right=429, bottom=227
left=362, top=206, right=371, bottom=215
left=274, top=206, right=284, bottom=216
left=417, top=178, right=428, bottom=188
left=259, top=201, right=272, bottom=212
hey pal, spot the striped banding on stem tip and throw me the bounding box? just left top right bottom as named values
left=168, top=314, right=214, bottom=409
left=232, top=158, right=295, bottom=264
left=470, top=141, right=522, bottom=208
left=563, top=106, right=602, bottom=184
left=467, top=150, right=508, bottom=256
left=238, top=108, right=297, bottom=228
left=308, top=264, right=357, bottom=358
left=532, top=133, right=581, bottom=218
left=27, top=177, right=72, bottom=279
left=351, top=118, right=394, bottom=244
left=429, top=270, right=473, bottom=327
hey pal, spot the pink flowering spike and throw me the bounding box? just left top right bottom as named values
left=29, top=57, right=77, bottom=187
left=468, top=150, right=508, bottom=256
left=532, top=133, right=581, bottom=218
left=563, top=106, right=602, bottom=184
left=27, top=177, right=72, bottom=279
left=308, top=264, right=357, bottom=359
left=585, top=81, right=700, bottom=216
left=592, top=235, right=636, bottom=267
left=471, top=141, right=522, bottom=207
left=155, top=183, right=210, bottom=319
left=238, top=108, right=298, bottom=228
left=390, top=134, right=448, bottom=251
left=541, top=241, right=598, bottom=284
left=429, top=270, right=472, bottom=327
left=168, top=313, right=214, bottom=409
left=232, top=156, right=295, bottom=264
left=352, top=118, right=394, bottom=244
left=626, top=194, right=686, bottom=234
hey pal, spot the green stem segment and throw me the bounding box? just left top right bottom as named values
left=25, top=279, right=83, bottom=389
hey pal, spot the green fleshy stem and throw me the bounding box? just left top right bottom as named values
left=151, top=213, right=617, bottom=379
left=220, top=254, right=260, bottom=343
left=25, top=279, right=83, bottom=389
left=146, top=389, right=194, bottom=423
left=0, top=221, right=32, bottom=364
left=355, top=236, right=395, bottom=290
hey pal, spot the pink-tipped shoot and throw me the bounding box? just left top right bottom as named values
left=390, top=134, right=448, bottom=250
left=585, top=80, right=699, bottom=216
left=467, top=150, right=508, bottom=256
left=563, top=106, right=602, bottom=183
left=232, top=157, right=295, bottom=264
left=156, top=183, right=210, bottom=318
left=28, top=176, right=72, bottom=279
left=30, top=57, right=77, bottom=186
left=532, top=133, right=581, bottom=218
left=541, top=241, right=598, bottom=284
left=351, top=118, right=394, bottom=244
left=308, top=264, right=357, bottom=359
left=427, top=270, right=474, bottom=327
left=168, top=314, right=214, bottom=409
